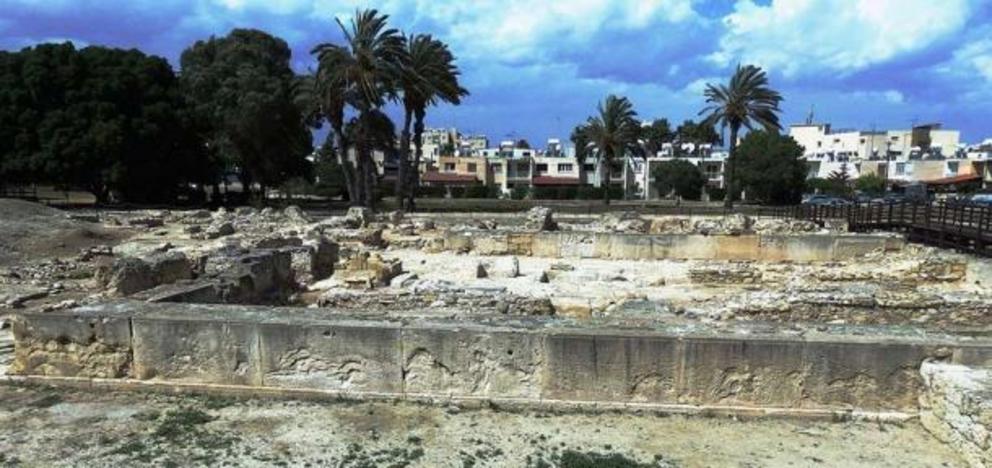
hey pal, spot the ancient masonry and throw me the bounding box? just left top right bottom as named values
left=3, top=205, right=992, bottom=465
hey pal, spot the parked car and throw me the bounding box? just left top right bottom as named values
left=969, top=193, right=992, bottom=206
left=803, top=195, right=851, bottom=206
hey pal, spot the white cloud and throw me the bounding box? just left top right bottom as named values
left=305, top=0, right=703, bottom=62
left=711, top=0, right=974, bottom=76
left=940, top=38, right=992, bottom=82
left=883, top=90, right=904, bottom=104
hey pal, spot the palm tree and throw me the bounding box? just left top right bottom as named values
left=312, top=9, right=406, bottom=210
left=295, top=72, right=359, bottom=204
left=583, top=95, right=643, bottom=205
left=397, top=34, right=468, bottom=212
left=699, top=64, right=783, bottom=208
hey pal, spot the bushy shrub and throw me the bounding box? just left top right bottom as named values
left=706, top=187, right=726, bottom=202
left=510, top=185, right=530, bottom=200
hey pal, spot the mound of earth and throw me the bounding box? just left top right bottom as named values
left=0, top=199, right=122, bottom=265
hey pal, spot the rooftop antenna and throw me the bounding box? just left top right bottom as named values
left=805, top=105, right=815, bottom=125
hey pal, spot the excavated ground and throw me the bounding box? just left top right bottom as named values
left=2, top=202, right=991, bottom=465
left=0, top=383, right=965, bottom=467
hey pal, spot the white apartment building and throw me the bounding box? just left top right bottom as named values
left=789, top=122, right=965, bottom=181
left=456, top=134, right=488, bottom=156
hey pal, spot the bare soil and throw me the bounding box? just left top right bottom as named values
left=0, top=199, right=123, bottom=265
left=0, top=383, right=964, bottom=467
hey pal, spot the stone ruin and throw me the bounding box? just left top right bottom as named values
left=3, top=203, right=992, bottom=466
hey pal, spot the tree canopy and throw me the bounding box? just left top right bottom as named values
left=640, top=119, right=674, bottom=156
left=700, top=64, right=783, bottom=207
left=180, top=29, right=312, bottom=198
left=0, top=43, right=208, bottom=202
left=653, top=159, right=705, bottom=200
left=733, top=131, right=806, bottom=205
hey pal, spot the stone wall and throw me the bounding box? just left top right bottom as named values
left=12, top=302, right=992, bottom=413
left=443, top=231, right=903, bottom=262
left=920, top=361, right=992, bottom=468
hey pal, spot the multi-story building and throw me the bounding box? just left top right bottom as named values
left=789, top=122, right=969, bottom=184
left=456, top=134, right=489, bottom=156
left=414, top=128, right=458, bottom=163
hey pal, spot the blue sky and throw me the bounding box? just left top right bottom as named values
left=3, top=0, right=992, bottom=147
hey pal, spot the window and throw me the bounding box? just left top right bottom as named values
left=522, top=151, right=532, bottom=157
left=490, top=163, right=502, bottom=171
left=517, top=163, right=529, bottom=172
left=895, top=162, right=906, bottom=175
left=535, top=163, right=549, bottom=173
left=467, top=163, right=477, bottom=172
left=583, top=164, right=595, bottom=172
left=947, top=161, right=959, bottom=174
left=817, top=141, right=822, bottom=148
left=444, top=163, right=455, bottom=171
left=557, top=163, right=574, bottom=173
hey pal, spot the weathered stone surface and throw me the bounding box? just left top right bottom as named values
left=283, top=205, right=311, bottom=223
left=205, top=222, right=235, bottom=239
left=689, top=263, right=762, bottom=284
left=12, top=302, right=992, bottom=412
left=345, top=207, right=372, bottom=228
left=333, top=251, right=402, bottom=289
left=441, top=230, right=903, bottom=262
left=94, top=252, right=194, bottom=296
left=525, top=206, right=557, bottom=231
left=11, top=311, right=132, bottom=378
left=920, top=362, right=992, bottom=468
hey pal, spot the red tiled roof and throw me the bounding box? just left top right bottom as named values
left=531, top=176, right=581, bottom=186
left=925, top=174, right=982, bottom=185
left=421, top=172, right=479, bottom=185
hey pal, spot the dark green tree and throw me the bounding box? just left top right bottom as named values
left=1, top=43, right=208, bottom=203
left=733, top=131, right=807, bottom=205
left=640, top=118, right=674, bottom=156
left=653, top=159, right=705, bottom=200
left=674, top=120, right=720, bottom=156
left=570, top=124, right=592, bottom=185
left=854, top=173, right=885, bottom=195
left=180, top=29, right=311, bottom=202
left=700, top=64, right=783, bottom=208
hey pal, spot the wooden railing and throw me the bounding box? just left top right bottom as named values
left=767, top=202, right=992, bottom=256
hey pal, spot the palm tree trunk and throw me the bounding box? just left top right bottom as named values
left=724, top=126, right=739, bottom=210
left=603, top=158, right=611, bottom=205
left=397, top=109, right=413, bottom=211
left=407, top=112, right=426, bottom=212
left=331, top=123, right=359, bottom=206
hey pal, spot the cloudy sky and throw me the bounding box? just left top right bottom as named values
left=3, top=0, right=992, bottom=146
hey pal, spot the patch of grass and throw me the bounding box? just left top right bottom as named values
left=199, top=394, right=237, bottom=410
left=153, top=407, right=214, bottom=442
left=26, top=393, right=63, bottom=408
left=527, top=449, right=676, bottom=468
left=338, top=443, right=425, bottom=468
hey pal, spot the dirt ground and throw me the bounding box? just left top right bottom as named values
left=0, top=199, right=123, bottom=265
left=0, top=383, right=963, bottom=467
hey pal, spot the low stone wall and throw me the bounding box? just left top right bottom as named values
left=11, top=302, right=991, bottom=413
left=920, top=362, right=992, bottom=468
left=443, top=231, right=904, bottom=262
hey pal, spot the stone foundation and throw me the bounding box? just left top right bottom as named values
left=11, top=302, right=992, bottom=413
left=442, top=231, right=903, bottom=262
